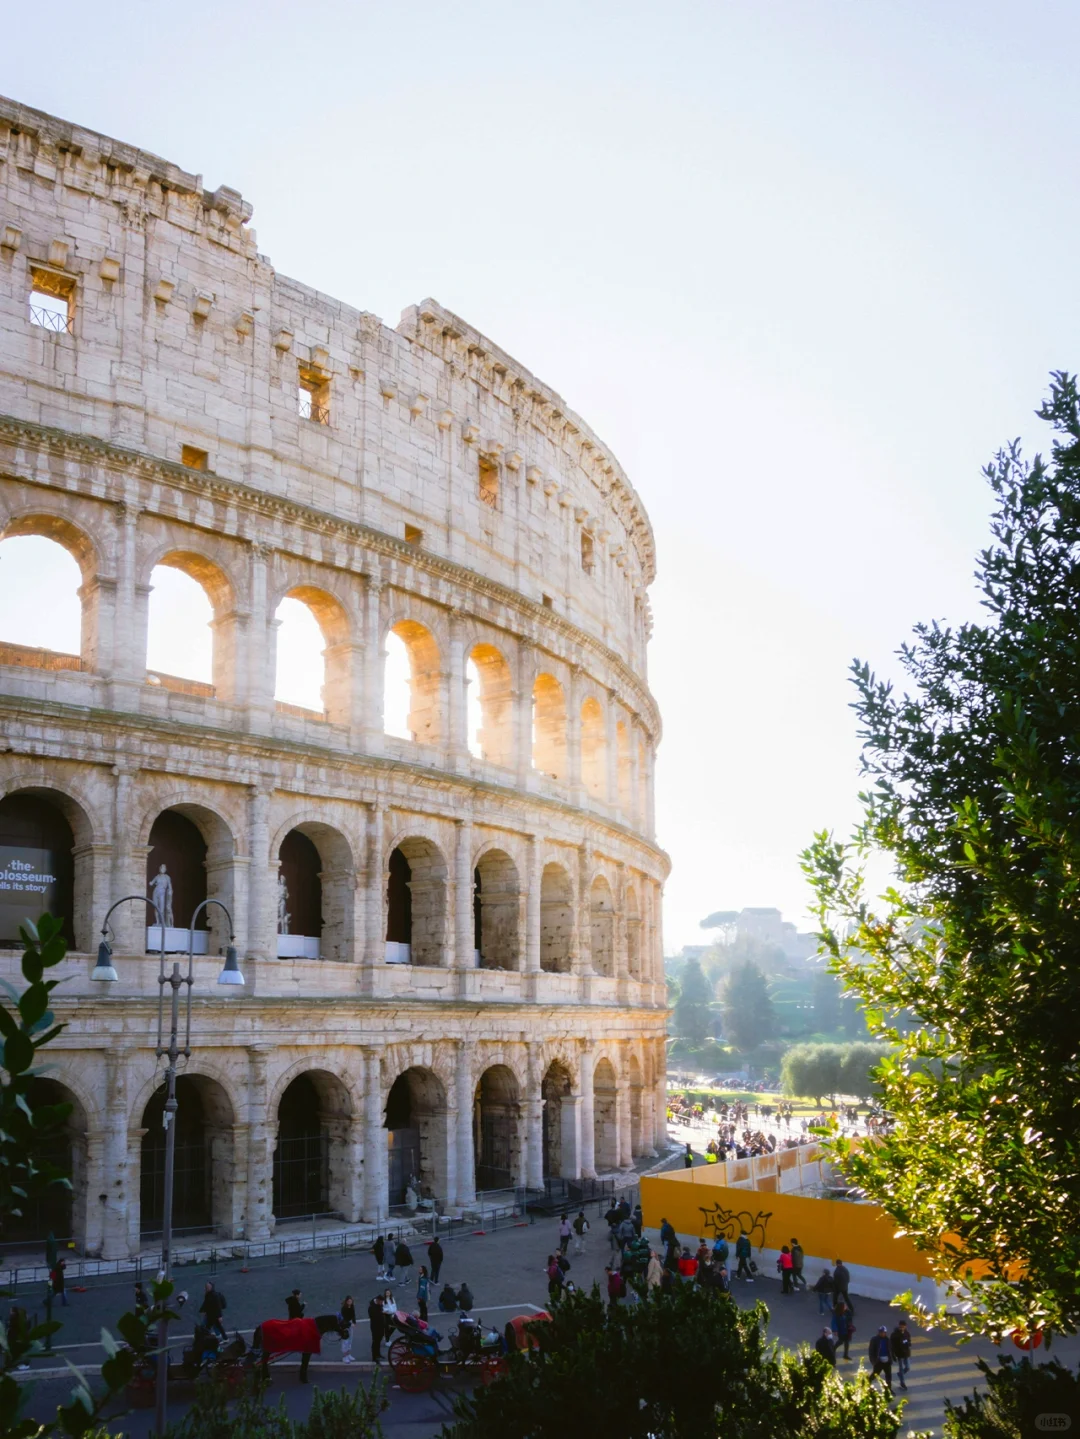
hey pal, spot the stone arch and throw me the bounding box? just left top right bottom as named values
left=532, top=672, right=567, bottom=781
left=581, top=694, right=606, bottom=799
left=272, top=1068, right=354, bottom=1221
left=273, top=818, right=356, bottom=962
left=385, top=1065, right=448, bottom=1206
left=627, top=1051, right=645, bottom=1156
left=474, top=1064, right=522, bottom=1191
left=541, top=1060, right=574, bottom=1179
left=385, top=833, right=448, bottom=967
left=539, top=862, right=573, bottom=973
left=626, top=880, right=642, bottom=979
left=140, top=798, right=239, bottom=954
left=473, top=845, right=522, bottom=971
left=0, top=781, right=97, bottom=951
left=589, top=874, right=615, bottom=978
left=273, top=583, right=353, bottom=723
left=466, top=642, right=514, bottom=766
left=592, top=1056, right=619, bottom=1172
left=0, top=511, right=102, bottom=668
left=4, top=1077, right=89, bottom=1247
left=145, top=548, right=237, bottom=699
left=140, top=1072, right=236, bottom=1237
left=384, top=617, right=441, bottom=745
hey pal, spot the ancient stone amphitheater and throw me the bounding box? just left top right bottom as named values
left=0, top=96, right=668, bottom=1259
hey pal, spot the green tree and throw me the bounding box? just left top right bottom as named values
left=442, top=1284, right=920, bottom=1439
left=720, top=959, right=776, bottom=1052
left=839, top=1043, right=891, bottom=1104
left=781, top=1043, right=843, bottom=1104
left=672, top=957, right=714, bottom=1046
left=803, top=374, right=1080, bottom=1342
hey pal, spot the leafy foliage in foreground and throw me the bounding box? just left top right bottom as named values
left=943, top=1357, right=1080, bottom=1438
left=442, top=1285, right=925, bottom=1439
left=803, top=374, right=1080, bottom=1341
left=164, top=1378, right=387, bottom=1439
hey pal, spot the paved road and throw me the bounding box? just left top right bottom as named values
left=12, top=1217, right=1077, bottom=1437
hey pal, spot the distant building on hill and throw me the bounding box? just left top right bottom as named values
left=699, top=906, right=818, bottom=963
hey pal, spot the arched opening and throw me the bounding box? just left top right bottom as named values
left=141, top=1074, right=234, bottom=1237
left=0, top=792, right=76, bottom=948
left=147, top=553, right=229, bottom=696
left=628, top=1054, right=644, bottom=1156
left=466, top=643, right=514, bottom=766
left=385, top=1067, right=447, bottom=1207
left=273, top=1071, right=352, bottom=1221
left=540, top=862, right=573, bottom=974
left=474, top=1065, right=521, bottom=1192
left=581, top=696, right=606, bottom=799
left=384, top=619, right=441, bottom=745
left=144, top=804, right=236, bottom=955
left=2, top=1079, right=87, bottom=1246
left=541, top=1061, right=573, bottom=1179
left=277, top=829, right=321, bottom=958
left=274, top=585, right=352, bottom=723
left=385, top=838, right=447, bottom=966
left=532, top=673, right=566, bottom=781
left=474, top=848, right=521, bottom=970
left=616, top=720, right=632, bottom=815
left=0, top=533, right=84, bottom=670
left=593, top=1058, right=618, bottom=1172
left=626, top=883, right=642, bottom=979
left=589, top=875, right=615, bottom=978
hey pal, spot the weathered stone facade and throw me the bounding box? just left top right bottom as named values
left=0, top=96, right=668, bottom=1258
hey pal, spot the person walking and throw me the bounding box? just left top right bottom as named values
left=832, top=1299, right=854, bottom=1361
left=646, top=1250, right=662, bottom=1290
left=557, top=1214, right=572, bottom=1255
left=616, top=1215, right=636, bottom=1255
left=711, top=1234, right=730, bottom=1268
left=813, top=1267, right=835, bottom=1316
left=659, top=1216, right=676, bottom=1253
left=285, top=1288, right=305, bottom=1320
left=200, top=1281, right=228, bottom=1340
left=790, top=1238, right=807, bottom=1291
left=777, top=1245, right=794, bottom=1294
left=604, top=1202, right=621, bottom=1253
left=735, top=1230, right=754, bottom=1282
left=684, top=1143, right=694, bottom=1168
left=367, top=1293, right=385, bottom=1364
left=572, top=1210, right=590, bottom=1254
left=605, top=1266, right=624, bottom=1308
left=7, top=1304, right=30, bottom=1370
left=339, top=1296, right=356, bottom=1362
left=394, top=1238, right=413, bottom=1286
left=869, top=1326, right=894, bottom=1396
left=632, top=1205, right=643, bottom=1237
left=372, top=1233, right=387, bottom=1280
left=428, top=1236, right=444, bottom=1283
left=814, top=1328, right=837, bottom=1366
left=416, top=1266, right=430, bottom=1321
left=832, top=1259, right=852, bottom=1312
left=546, top=1254, right=564, bottom=1302
left=891, top=1319, right=912, bottom=1390
left=50, top=1258, right=68, bottom=1307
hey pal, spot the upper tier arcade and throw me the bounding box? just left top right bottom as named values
left=0, top=95, right=655, bottom=674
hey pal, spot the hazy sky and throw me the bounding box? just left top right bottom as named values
left=3, top=1, right=1079, bottom=950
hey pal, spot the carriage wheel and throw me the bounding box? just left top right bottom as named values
left=387, top=1337, right=411, bottom=1367
left=394, top=1352, right=436, bottom=1392
left=479, top=1354, right=508, bottom=1386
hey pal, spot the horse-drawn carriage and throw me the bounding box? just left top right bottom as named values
left=387, top=1308, right=550, bottom=1393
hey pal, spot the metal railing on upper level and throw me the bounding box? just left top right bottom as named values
left=30, top=303, right=73, bottom=334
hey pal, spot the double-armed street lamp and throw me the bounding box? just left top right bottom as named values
left=95, top=895, right=243, bottom=1436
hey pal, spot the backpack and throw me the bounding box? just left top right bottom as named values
left=713, top=1238, right=729, bottom=1261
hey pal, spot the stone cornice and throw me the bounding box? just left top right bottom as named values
left=0, top=413, right=662, bottom=738
left=0, top=693, right=671, bottom=876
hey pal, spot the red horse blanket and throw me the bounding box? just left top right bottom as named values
left=259, top=1318, right=321, bottom=1355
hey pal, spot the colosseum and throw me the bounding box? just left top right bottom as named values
left=0, top=95, right=668, bottom=1260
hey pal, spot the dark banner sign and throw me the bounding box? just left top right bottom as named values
left=0, top=846, right=61, bottom=944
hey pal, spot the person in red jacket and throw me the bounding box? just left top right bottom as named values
left=777, top=1245, right=794, bottom=1294
left=676, top=1247, right=698, bottom=1281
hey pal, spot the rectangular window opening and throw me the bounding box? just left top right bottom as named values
left=298, top=367, right=330, bottom=425
left=181, top=445, right=208, bottom=472
left=478, top=456, right=499, bottom=510
left=580, top=529, right=596, bottom=574
left=29, top=268, right=75, bottom=335
left=404, top=524, right=423, bottom=545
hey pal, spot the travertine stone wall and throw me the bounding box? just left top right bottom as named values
left=0, top=96, right=668, bottom=1257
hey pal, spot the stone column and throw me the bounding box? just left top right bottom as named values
left=246, top=785, right=274, bottom=961
left=524, top=834, right=541, bottom=976
left=514, top=643, right=533, bottom=786
left=617, top=1076, right=633, bottom=1168
left=108, top=763, right=141, bottom=952
left=362, top=1049, right=387, bottom=1222
left=331, top=1115, right=364, bottom=1223
left=245, top=1046, right=273, bottom=1240
left=101, top=1048, right=134, bottom=1260
left=567, top=666, right=584, bottom=803
left=560, top=1094, right=583, bottom=1179
left=605, top=691, right=619, bottom=808
left=614, top=861, right=629, bottom=998
left=576, top=844, right=593, bottom=992
left=454, top=818, right=474, bottom=976
left=644, top=742, right=656, bottom=841
left=363, top=578, right=385, bottom=751
left=579, top=1044, right=596, bottom=1180
left=525, top=1048, right=544, bottom=1189
left=454, top=1042, right=476, bottom=1207
left=447, top=609, right=469, bottom=767
left=360, top=803, right=385, bottom=993
left=654, top=1038, right=668, bottom=1151
left=629, top=718, right=642, bottom=830
left=106, top=503, right=139, bottom=693
left=245, top=543, right=273, bottom=731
